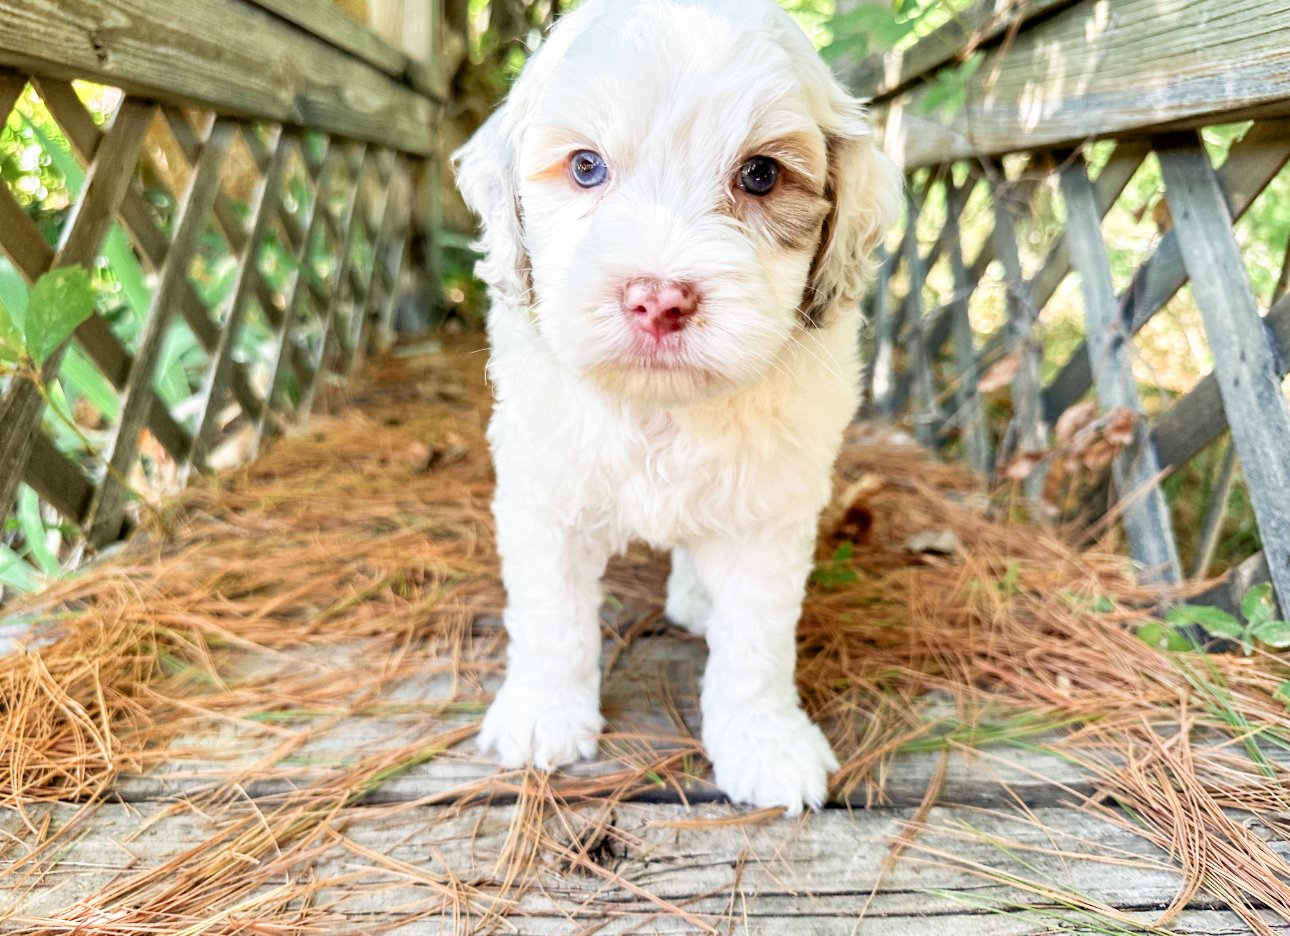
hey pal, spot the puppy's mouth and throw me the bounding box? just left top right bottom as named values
left=622, top=332, right=696, bottom=370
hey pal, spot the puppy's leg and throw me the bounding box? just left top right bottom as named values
left=665, top=546, right=711, bottom=635
left=694, top=528, right=839, bottom=814
left=479, top=503, right=610, bottom=770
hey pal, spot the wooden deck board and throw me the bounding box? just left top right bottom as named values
left=108, top=630, right=1103, bottom=811
left=6, top=799, right=1287, bottom=932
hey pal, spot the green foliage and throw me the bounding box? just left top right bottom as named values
left=22, top=268, right=95, bottom=367
left=920, top=52, right=983, bottom=119
left=1137, top=584, right=1290, bottom=656
left=0, top=265, right=95, bottom=367
left=811, top=541, right=859, bottom=589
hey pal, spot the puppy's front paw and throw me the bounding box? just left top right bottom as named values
left=478, top=681, right=603, bottom=770
left=705, top=705, right=839, bottom=815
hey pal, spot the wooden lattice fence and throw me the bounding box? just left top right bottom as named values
left=0, top=0, right=438, bottom=587
left=848, top=0, right=1290, bottom=610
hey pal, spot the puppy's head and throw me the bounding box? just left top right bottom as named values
left=455, top=0, right=900, bottom=405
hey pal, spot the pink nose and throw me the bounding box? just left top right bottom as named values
left=622, top=280, right=698, bottom=339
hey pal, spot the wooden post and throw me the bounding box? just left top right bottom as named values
left=1157, top=133, right=1290, bottom=608
left=1059, top=152, right=1181, bottom=585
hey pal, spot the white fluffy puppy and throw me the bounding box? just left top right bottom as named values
left=455, top=0, right=900, bottom=813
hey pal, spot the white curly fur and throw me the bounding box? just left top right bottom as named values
left=456, top=0, right=900, bottom=814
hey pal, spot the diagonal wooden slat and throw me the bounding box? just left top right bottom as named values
left=160, top=109, right=295, bottom=335
left=910, top=142, right=1151, bottom=406
left=987, top=163, right=1047, bottom=500
left=256, top=140, right=339, bottom=449
left=344, top=149, right=398, bottom=369
left=1190, top=441, right=1239, bottom=580
left=25, top=432, right=94, bottom=524
left=85, top=119, right=236, bottom=546
left=0, top=68, right=22, bottom=123
left=0, top=181, right=55, bottom=276
left=38, top=84, right=272, bottom=448
left=1059, top=153, right=1180, bottom=585
left=863, top=247, right=897, bottom=411
left=1044, top=121, right=1290, bottom=421
left=0, top=97, right=155, bottom=522
left=299, top=144, right=370, bottom=420
left=8, top=96, right=193, bottom=467
left=943, top=177, right=992, bottom=476
left=1157, top=132, right=1290, bottom=608
left=1152, top=292, right=1290, bottom=473
left=901, top=187, right=938, bottom=446
left=189, top=129, right=292, bottom=471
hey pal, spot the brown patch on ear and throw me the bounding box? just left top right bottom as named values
left=798, top=203, right=835, bottom=326
left=799, top=135, right=845, bottom=327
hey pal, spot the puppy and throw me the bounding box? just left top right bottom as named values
left=455, top=0, right=900, bottom=813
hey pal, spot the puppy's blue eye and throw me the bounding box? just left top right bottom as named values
left=571, top=150, right=609, bottom=188
left=738, top=156, right=779, bottom=196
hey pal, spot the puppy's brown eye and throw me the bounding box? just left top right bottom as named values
left=738, top=156, right=779, bottom=196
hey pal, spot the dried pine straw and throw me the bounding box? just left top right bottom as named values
left=1, top=335, right=1289, bottom=933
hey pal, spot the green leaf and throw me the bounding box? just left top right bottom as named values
left=1135, top=622, right=1164, bottom=649
left=0, top=543, right=41, bottom=594
left=61, top=345, right=120, bottom=422
left=1251, top=620, right=1290, bottom=649
left=0, top=303, right=22, bottom=363
left=16, top=486, right=60, bottom=576
left=1166, top=604, right=1245, bottom=641
left=833, top=542, right=855, bottom=562
left=24, top=267, right=95, bottom=366
left=1274, top=681, right=1290, bottom=708
left=0, top=256, right=28, bottom=363
left=1241, top=582, right=1276, bottom=629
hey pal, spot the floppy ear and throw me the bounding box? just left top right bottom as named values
left=803, top=112, right=902, bottom=325
left=453, top=105, right=532, bottom=310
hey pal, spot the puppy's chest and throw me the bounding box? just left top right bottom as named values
left=594, top=412, right=788, bottom=548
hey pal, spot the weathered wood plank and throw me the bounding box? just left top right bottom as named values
left=863, top=247, right=897, bottom=412
left=843, top=0, right=1080, bottom=101
left=876, top=0, right=1290, bottom=168
left=1157, top=135, right=1290, bottom=609
left=99, top=633, right=1184, bottom=813
left=1058, top=154, right=1180, bottom=584
left=0, top=0, right=435, bottom=155
left=4, top=799, right=1287, bottom=933
left=242, top=0, right=416, bottom=86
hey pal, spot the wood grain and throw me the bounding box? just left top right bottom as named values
left=1157, top=135, right=1290, bottom=610
left=874, top=0, right=1290, bottom=169
left=0, top=0, right=435, bottom=155
left=5, top=798, right=1287, bottom=933
left=1058, top=154, right=1180, bottom=583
